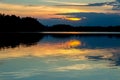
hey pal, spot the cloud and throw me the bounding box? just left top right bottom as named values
left=55, top=2, right=109, bottom=7
left=39, top=12, right=120, bottom=26
left=55, top=64, right=93, bottom=71
left=88, top=0, right=120, bottom=10
left=117, top=0, right=120, bottom=2
left=55, top=63, right=108, bottom=71
left=0, top=2, right=82, bottom=18
left=55, top=0, right=120, bottom=10
left=66, top=12, right=120, bottom=26
left=46, top=0, right=86, bottom=5
left=88, top=2, right=114, bottom=6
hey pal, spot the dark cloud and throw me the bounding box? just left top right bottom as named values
left=54, top=3, right=106, bottom=7
left=88, top=0, right=120, bottom=10
left=55, top=0, right=120, bottom=10
left=113, top=5, right=120, bottom=10
left=117, top=0, right=120, bottom=2
left=88, top=2, right=114, bottom=6
left=39, top=13, right=120, bottom=26
left=61, top=13, right=120, bottom=26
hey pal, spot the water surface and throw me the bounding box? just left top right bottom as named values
left=0, top=34, right=120, bottom=80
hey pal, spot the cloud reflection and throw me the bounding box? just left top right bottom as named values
left=0, top=39, right=119, bottom=62
left=55, top=63, right=109, bottom=71
left=0, top=37, right=120, bottom=79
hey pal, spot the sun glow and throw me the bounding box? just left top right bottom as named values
left=65, top=17, right=82, bottom=21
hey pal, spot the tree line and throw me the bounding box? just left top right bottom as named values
left=0, top=14, right=44, bottom=32
left=0, top=13, right=120, bottom=32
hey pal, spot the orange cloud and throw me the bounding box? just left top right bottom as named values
left=0, top=2, right=119, bottom=19
left=45, top=0, right=88, bottom=5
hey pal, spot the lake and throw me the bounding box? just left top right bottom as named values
left=0, top=33, right=120, bottom=80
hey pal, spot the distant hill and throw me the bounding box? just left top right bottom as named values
left=45, top=24, right=120, bottom=32
left=0, top=13, right=120, bottom=32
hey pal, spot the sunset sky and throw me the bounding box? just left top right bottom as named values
left=0, top=0, right=120, bottom=26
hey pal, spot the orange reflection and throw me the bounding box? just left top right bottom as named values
left=65, top=40, right=81, bottom=48
left=0, top=39, right=118, bottom=60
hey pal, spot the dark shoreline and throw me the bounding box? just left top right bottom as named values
left=0, top=32, right=120, bottom=49
left=0, top=32, right=120, bottom=35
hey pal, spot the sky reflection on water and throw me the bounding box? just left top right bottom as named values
left=0, top=34, right=120, bottom=80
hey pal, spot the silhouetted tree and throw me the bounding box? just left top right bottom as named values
left=0, top=13, right=45, bottom=32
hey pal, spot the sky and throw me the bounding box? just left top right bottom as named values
left=0, top=0, right=120, bottom=26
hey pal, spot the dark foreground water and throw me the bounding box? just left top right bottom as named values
left=0, top=33, right=120, bottom=80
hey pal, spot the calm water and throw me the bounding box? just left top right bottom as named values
left=0, top=34, right=120, bottom=80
